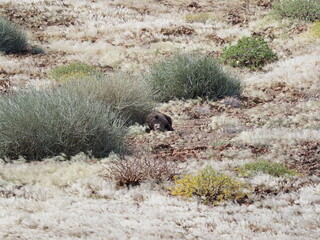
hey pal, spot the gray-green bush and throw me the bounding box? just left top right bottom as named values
left=63, top=73, right=155, bottom=125
left=0, top=17, right=28, bottom=54
left=0, top=88, right=127, bottom=161
left=272, top=0, right=320, bottom=21
left=146, top=54, right=241, bottom=102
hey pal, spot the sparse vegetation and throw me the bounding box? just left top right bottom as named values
left=0, top=88, right=127, bottom=161
left=105, top=156, right=183, bottom=187
left=309, top=21, right=320, bottom=38
left=30, top=46, right=45, bottom=55
left=0, top=0, right=319, bottom=238
left=0, top=17, right=28, bottom=54
left=170, top=166, right=247, bottom=205
left=50, top=62, right=102, bottom=82
left=146, top=54, right=241, bottom=102
left=221, top=35, right=278, bottom=70
left=272, top=0, right=320, bottom=21
left=63, top=73, right=155, bottom=125
left=185, top=13, right=211, bottom=23
left=237, top=161, right=297, bottom=177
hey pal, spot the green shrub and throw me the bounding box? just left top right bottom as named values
left=0, top=88, right=127, bottom=161
left=146, top=54, right=241, bottom=102
left=272, top=0, right=320, bottom=21
left=50, top=62, right=103, bottom=83
left=0, top=17, right=28, bottom=54
left=221, top=36, right=278, bottom=70
left=63, top=73, right=155, bottom=125
left=237, top=161, right=297, bottom=177
left=170, top=166, right=247, bottom=205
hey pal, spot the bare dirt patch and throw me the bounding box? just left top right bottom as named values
left=288, top=142, right=320, bottom=177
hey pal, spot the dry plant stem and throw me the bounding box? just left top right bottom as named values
left=105, top=155, right=184, bottom=187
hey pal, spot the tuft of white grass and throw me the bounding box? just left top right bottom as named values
left=234, top=128, right=320, bottom=146
left=210, top=114, right=243, bottom=133
left=244, top=50, right=320, bottom=92
left=216, top=26, right=251, bottom=41
left=0, top=178, right=319, bottom=239
left=1, top=153, right=320, bottom=239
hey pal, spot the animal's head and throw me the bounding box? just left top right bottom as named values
left=153, top=115, right=166, bottom=131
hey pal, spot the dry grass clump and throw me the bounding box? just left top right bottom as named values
left=185, top=13, right=212, bottom=23
left=63, top=73, right=155, bottom=125
left=0, top=17, right=28, bottom=54
left=0, top=88, right=127, bottom=161
left=105, top=156, right=183, bottom=187
left=50, top=62, right=103, bottom=83
left=210, top=114, right=243, bottom=133
left=234, top=128, right=320, bottom=146
left=170, top=166, right=247, bottom=205
left=309, top=21, right=320, bottom=38
left=272, top=0, right=320, bottom=21
left=243, top=51, right=320, bottom=94
left=146, top=54, right=241, bottom=102
left=1, top=158, right=98, bottom=188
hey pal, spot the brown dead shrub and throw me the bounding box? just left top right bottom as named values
left=104, top=156, right=184, bottom=187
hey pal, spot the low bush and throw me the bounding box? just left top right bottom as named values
left=146, top=54, right=241, bottom=102
left=64, top=73, right=155, bottom=125
left=0, top=88, right=127, bottom=161
left=221, top=35, right=278, bottom=70
left=105, top=156, right=183, bottom=187
left=50, top=62, right=102, bottom=83
left=237, top=161, right=297, bottom=177
left=0, top=17, right=28, bottom=54
left=272, top=0, right=320, bottom=21
left=170, top=166, right=247, bottom=205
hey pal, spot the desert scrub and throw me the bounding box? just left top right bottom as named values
left=0, top=17, right=28, bottom=54
left=0, top=88, right=127, bottom=161
left=170, top=166, right=247, bottom=205
left=221, top=36, right=278, bottom=70
left=146, top=54, right=241, bottom=102
left=272, top=0, right=320, bottom=21
left=63, top=73, right=155, bottom=125
left=105, top=156, right=183, bottom=187
left=50, top=62, right=103, bottom=83
left=185, top=13, right=211, bottom=23
left=237, top=161, right=297, bottom=177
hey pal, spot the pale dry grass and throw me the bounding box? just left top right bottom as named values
left=210, top=114, right=243, bottom=133
left=244, top=50, right=320, bottom=89
left=0, top=0, right=276, bottom=75
left=1, top=158, right=320, bottom=240
left=244, top=100, right=320, bottom=129
left=234, top=128, right=320, bottom=146
left=0, top=0, right=320, bottom=239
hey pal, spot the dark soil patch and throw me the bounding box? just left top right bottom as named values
left=288, top=142, right=320, bottom=177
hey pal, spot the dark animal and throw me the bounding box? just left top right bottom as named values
left=146, top=112, right=174, bottom=132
